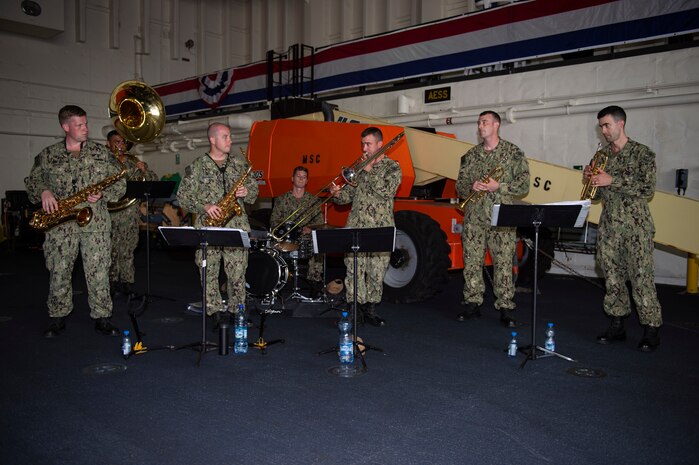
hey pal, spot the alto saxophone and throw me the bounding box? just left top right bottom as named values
left=581, top=147, right=608, bottom=200
left=30, top=166, right=128, bottom=232
left=202, top=164, right=253, bottom=227
left=456, top=166, right=503, bottom=213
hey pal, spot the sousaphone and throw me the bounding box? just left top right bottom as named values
left=109, top=80, right=165, bottom=143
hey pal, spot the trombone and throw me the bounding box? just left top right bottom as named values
left=270, top=131, right=405, bottom=242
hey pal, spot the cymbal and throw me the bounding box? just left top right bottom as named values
left=308, top=223, right=338, bottom=230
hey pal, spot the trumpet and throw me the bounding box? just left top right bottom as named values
left=270, top=131, right=405, bottom=242
left=456, top=166, right=503, bottom=213
left=581, top=146, right=608, bottom=200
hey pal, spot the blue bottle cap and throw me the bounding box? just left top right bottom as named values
left=342, top=311, right=348, bottom=317
left=124, top=330, right=129, bottom=335
left=511, top=331, right=517, bottom=337
left=547, top=322, right=554, bottom=327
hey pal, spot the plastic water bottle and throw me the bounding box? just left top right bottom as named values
left=121, top=330, right=132, bottom=359
left=544, top=322, right=556, bottom=352
left=338, top=311, right=353, bottom=365
left=508, top=331, right=518, bottom=357
left=234, top=304, right=248, bottom=354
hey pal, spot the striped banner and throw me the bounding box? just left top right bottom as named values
left=154, top=0, right=699, bottom=117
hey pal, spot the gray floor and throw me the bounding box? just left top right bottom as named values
left=1, top=243, right=698, bottom=465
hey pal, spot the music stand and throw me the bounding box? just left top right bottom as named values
left=159, top=226, right=249, bottom=366
left=314, top=226, right=396, bottom=377
left=125, top=180, right=176, bottom=312
left=491, top=202, right=589, bottom=368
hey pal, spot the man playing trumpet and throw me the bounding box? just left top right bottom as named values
left=584, top=105, right=662, bottom=352
left=455, top=110, right=530, bottom=327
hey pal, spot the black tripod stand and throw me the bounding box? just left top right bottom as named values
left=491, top=202, right=589, bottom=369
left=125, top=180, right=176, bottom=315
left=159, top=226, right=249, bottom=365
left=315, top=226, right=396, bottom=377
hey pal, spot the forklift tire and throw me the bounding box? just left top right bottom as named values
left=383, top=210, right=451, bottom=303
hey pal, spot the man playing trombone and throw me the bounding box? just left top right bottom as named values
left=329, top=127, right=402, bottom=327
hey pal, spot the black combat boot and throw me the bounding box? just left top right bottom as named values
left=456, top=302, right=481, bottom=321
left=44, top=317, right=66, bottom=338
left=499, top=309, right=517, bottom=328
left=363, top=303, right=386, bottom=327
left=95, top=318, right=120, bottom=336
left=596, top=316, right=626, bottom=344
left=638, top=325, right=660, bottom=352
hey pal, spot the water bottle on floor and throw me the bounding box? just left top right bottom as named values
left=508, top=331, right=518, bottom=357
left=121, top=330, right=132, bottom=359
left=234, top=304, right=248, bottom=354
left=544, top=322, right=556, bottom=352
left=338, top=311, right=353, bottom=365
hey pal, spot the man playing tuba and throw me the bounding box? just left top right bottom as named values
left=26, top=105, right=126, bottom=338
left=106, top=130, right=159, bottom=297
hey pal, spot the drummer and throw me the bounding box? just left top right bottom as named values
left=270, top=166, right=323, bottom=284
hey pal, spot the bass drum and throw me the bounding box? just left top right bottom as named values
left=245, top=248, right=288, bottom=298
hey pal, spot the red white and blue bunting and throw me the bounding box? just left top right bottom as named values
left=154, top=0, right=699, bottom=117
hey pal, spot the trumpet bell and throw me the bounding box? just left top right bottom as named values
left=109, top=80, right=165, bottom=144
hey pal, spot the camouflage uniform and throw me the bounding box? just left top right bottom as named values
left=25, top=139, right=126, bottom=319
left=595, top=139, right=662, bottom=326
left=109, top=155, right=158, bottom=286
left=270, top=190, right=323, bottom=282
left=456, top=139, right=530, bottom=310
left=333, top=158, right=402, bottom=304
left=177, top=153, right=258, bottom=314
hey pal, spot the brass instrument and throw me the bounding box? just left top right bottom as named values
left=581, top=146, right=608, bottom=200
left=107, top=153, right=147, bottom=212
left=456, top=166, right=503, bottom=213
left=109, top=81, right=166, bottom=144
left=29, top=166, right=128, bottom=232
left=270, top=131, right=405, bottom=242
left=106, top=80, right=165, bottom=211
left=202, top=152, right=253, bottom=227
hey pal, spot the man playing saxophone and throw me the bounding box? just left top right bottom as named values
left=25, top=105, right=126, bottom=338
left=106, top=130, right=159, bottom=297
left=177, top=123, right=258, bottom=330
left=455, top=110, right=529, bottom=327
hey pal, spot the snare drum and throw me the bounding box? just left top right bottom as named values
left=245, top=248, right=288, bottom=297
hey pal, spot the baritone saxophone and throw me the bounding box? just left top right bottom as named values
left=29, top=166, right=128, bottom=232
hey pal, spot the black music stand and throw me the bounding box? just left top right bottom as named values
left=159, top=226, right=249, bottom=366
left=314, top=226, right=396, bottom=377
left=491, top=203, right=588, bottom=368
left=125, top=180, right=176, bottom=313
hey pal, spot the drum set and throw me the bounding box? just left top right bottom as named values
left=245, top=222, right=329, bottom=306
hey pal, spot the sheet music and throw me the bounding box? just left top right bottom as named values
left=158, top=226, right=251, bottom=248
left=491, top=200, right=591, bottom=228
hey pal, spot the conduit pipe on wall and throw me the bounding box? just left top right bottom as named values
left=384, top=92, right=699, bottom=128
